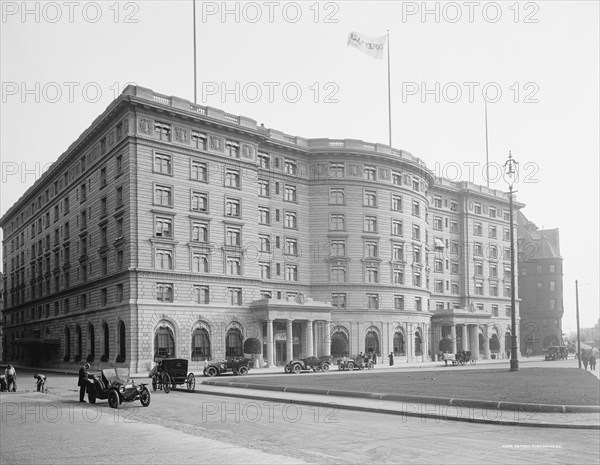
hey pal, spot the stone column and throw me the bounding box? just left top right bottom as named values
left=323, top=320, right=331, bottom=357
left=286, top=319, right=293, bottom=362
left=306, top=320, right=314, bottom=357
left=266, top=320, right=274, bottom=367
left=483, top=325, right=490, bottom=359
left=313, top=321, right=319, bottom=357
left=462, top=324, right=469, bottom=351
left=450, top=324, right=457, bottom=353
left=422, top=323, right=429, bottom=361
left=471, top=325, right=480, bottom=360
left=406, top=323, right=414, bottom=361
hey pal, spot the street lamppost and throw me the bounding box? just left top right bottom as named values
left=504, top=151, right=519, bottom=372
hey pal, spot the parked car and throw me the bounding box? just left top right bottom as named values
left=284, top=356, right=332, bottom=374
left=203, top=358, right=252, bottom=377
left=544, top=346, right=568, bottom=361
left=337, top=355, right=374, bottom=371
left=87, top=368, right=150, bottom=409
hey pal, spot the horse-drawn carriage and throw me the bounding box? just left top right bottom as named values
left=440, top=350, right=476, bottom=366
left=150, top=358, right=196, bottom=393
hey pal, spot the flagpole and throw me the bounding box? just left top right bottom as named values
left=387, top=29, right=392, bottom=147
left=193, top=0, right=198, bottom=104
left=485, top=100, right=489, bottom=188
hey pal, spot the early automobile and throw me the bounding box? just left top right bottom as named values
left=87, top=367, right=151, bottom=409
left=544, top=346, right=568, bottom=361
left=284, top=356, right=332, bottom=374
left=203, top=358, right=252, bottom=377
left=337, top=355, right=374, bottom=371
left=150, top=358, right=195, bottom=394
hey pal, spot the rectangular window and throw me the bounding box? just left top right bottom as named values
left=329, top=188, right=345, bottom=205
left=191, top=191, right=208, bottom=212
left=490, top=263, right=498, bottom=278
left=225, top=198, right=241, bottom=217
left=191, top=161, right=208, bottom=182
left=259, top=262, right=271, bottom=279
left=192, top=222, right=208, bottom=242
left=474, top=222, right=482, bottom=236
left=100, top=197, right=107, bottom=216
left=116, top=187, right=123, bottom=207
left=433, top=196, right=442, bottom=208
left=284, top=185, right=297, bottom=202
left=225, top=169, right=240, bottom=188
left=258, top=207, right=271, bottom=225
left=331, top=266, right=346, bottom=282
left=226, top=256, right=241, bottom=275
left=412, top=178, right=420, bottom=191
left=450, top=221, right=458, bottom=234
left=474, top=262, right=483, bottom=276
left=415, top=297, right=422, bottom=311
left=259, top=234, right=271, bottom=252
left=473, top=242, right=483, bottom=256
left=258, top=153, right=270, bottom=169
left=157, top=283, right=173, bottom=302
left=393, top=268, right=404, bottom=285
left=117, top=250, right=124, bottom=270
left=392, top=219, right=403, bottom=236
left=195, top=285, right=210, bottom=304
left=394, top=295, right=405, bottom=310
left=503, top=228, right=511, bottom=241
left=191, top=132, right=207, bottom=150
left=392, top=171, right=402, bottom=185
left=474, top=203, right=482, bottom=214
left=412, top=200, right=420, bottom=217
left=155, top=249, right=173, bottom=270
left=226, top=227, right=241, bottom=247
left=366, top=294, right=379, bottom=309
left=100, top=167, right=107, bottom=187
left=392, top=194, right=402, bottom=211
left=284, top=159, right=297, bottom=175
left=364, top=216, right=378, bottom=233
left=116, top=155, right=123, bottom=176
left=154, top=153, right=172, bottom=175
left=330, top=214, right=345, bottom=231
left=258, top=180, right=270, bottom=197
left=155, top=217, right=172, bottom=238
left=330, top=240, right=346, bottom=256
left=451, top=282, right=460, bottom=294
left=116, top=218, right=123, bottom=238
left=330, top=163, right=344, bottom=177
left=101, top=288, right=108, bottom=306
left=489, top=225, right=497, bottom=239
left=192, top=252, right=209, bottom=273
left=492, top=305, right=498, bottom=316
left=155, top=122, right=171, bottom=141
left=332, top=293, right=347, bottom=309
left=155, top=185, right=172, bottom=207
left=489, top=207, right=497, bottom=218
left=435, top=280, right=444, bottom=293
left=434, top=217, right=443, bottom=230
left=364, top=166, right=376, bottom=180
left=364, top=190, right=377, bottom=207
left=413, top=271, right=421, bottom=287
left=285, top=264, right=298, bottom=281
left=393, top=244, right=404, bottom=261
left=284, top=211, right=297, bottom=229
left=285, top=238, right=298, bottom=256
left=412, top=224, right=420, bottom=241
left=226, top=140, right=239, bottom=158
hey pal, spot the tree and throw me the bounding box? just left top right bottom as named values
left=438, top=337, right=453, bottom=353
left=330, top=336, right=349, bottom=357
left=243, top=338, right=262, bottom=356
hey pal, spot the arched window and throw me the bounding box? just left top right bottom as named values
left=489, top=334, right=500, bottom=353
left=365, top=330, right=380, bottom=355
left=64, top=326, right=71, bottom=361
left=154, top=326, right=175, bottom=360
left=330, top=331, right=349, bottom=357
left=75, top=324, right=82, bottom=361
left=102, top=323, right=110, bottom=362
left=393, top=332, right=405, bottom=356
left=87, top=324, right=96, bottom=362
left=117, top=321, right=126, bottom=362
left=191, top=327, right=211, bottom=361
left=225, top=328, right=243, bottom=357
left=414, top=330, right=422, bottom=355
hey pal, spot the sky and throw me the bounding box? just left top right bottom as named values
left=1, top=1, right=598, bottom=329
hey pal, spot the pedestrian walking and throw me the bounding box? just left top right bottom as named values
left=5, top=364, right=17, bottom=392
left=372, top=352, right=377, bottom=365
left=589, top=354, right=597, bottom=371
left=582, top=352, right=589, bottom=370
left=33, top=374, right=47, bottom=392
left=388, top=352, right=394, bottom=366
left=78, top=363, right=90, bottom=402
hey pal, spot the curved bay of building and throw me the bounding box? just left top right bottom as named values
left=1, top=86, right=522, bottom=373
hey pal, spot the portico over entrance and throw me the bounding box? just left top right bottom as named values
left=249, top=294, right=332, bottom=367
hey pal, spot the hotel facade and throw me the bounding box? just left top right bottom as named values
left=1, top=86, right=523, bottom=373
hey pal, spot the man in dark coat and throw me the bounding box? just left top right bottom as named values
left=388, top=352, right=394, bottom=366
left=78, top=363, right=90, bottom=402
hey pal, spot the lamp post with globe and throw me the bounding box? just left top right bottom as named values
left=504, top=151, right=519, bottom=372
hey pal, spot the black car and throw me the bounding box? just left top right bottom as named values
left=285, top=356, right=332, bottom=374
left=203, top=358, right=252, bottom=377
left=87, top=368, right=151, bottom=409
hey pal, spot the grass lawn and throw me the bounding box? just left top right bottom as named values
left=239, top=367, right=600, bottom=405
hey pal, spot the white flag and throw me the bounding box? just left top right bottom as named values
left=347, top=31, right=387, bottom=60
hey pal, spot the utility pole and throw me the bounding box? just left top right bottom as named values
left=576, top=279, right=582, bottom=369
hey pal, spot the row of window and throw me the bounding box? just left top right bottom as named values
left=434, top=301, right=512, bottom=317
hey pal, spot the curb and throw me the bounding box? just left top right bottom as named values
left=201, top=380, right=600, bottom=414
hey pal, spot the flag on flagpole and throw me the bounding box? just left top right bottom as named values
left=347, top=31, right=387, bottom=60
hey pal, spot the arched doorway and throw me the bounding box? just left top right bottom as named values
left=75, top=325, right=82, bottom=362
left=154, top=325, right=175, bottom=360
left=364, top=328, right=380, bottom=355
left=414, top=329, right=423, bottom=356
left=192, top=325, right=211, bottom=361
left=330, top=331, right=349, bottom=357
left=504, top=331, right=511, bottom=358
left=226, top=328, right=243, bottom=357
left=393, top=330, right=405, bottom=356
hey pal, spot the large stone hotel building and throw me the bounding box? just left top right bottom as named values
left=1, top=86, right=524, bottom=373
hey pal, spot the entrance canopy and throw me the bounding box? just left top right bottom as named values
left=249, top=294, right=332, bottom=322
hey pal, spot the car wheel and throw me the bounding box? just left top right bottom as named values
left=338, top=364, right=343, bottom=371
left=470, top=359, right=476, bottom=365
left=206, top=366, right=218, bottom=377
left=285, top=365, right=292, bottom=373
left=292, top=364, right=302, bottom=374
left=346, top=362, right=354, bottom=370
left=163, top=374, right=171, bottom=393
left=140, top=387, right=151, bottom=407
left=187, top=374, right=196, bottom=392
left=238, top=366, right=249, bottom=375
left=321, top=363, right=330, bottom=372
left=367, top=362, right=374, bottom=370
left=108, top=390, right=120, bottom=409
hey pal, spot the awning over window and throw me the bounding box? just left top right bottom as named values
left=434, top=238, right=445, bottom=249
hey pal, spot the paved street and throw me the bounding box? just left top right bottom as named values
left=1, top=361, right=599, bottom=464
